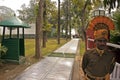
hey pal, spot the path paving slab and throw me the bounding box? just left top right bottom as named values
left=54, top=39, right=79, bottom=54
left=14, top=39, right=79, bottom=80
left=14, top=57, right=74, bottom=80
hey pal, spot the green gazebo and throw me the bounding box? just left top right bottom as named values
left=0, top=16, right=30, bottom=63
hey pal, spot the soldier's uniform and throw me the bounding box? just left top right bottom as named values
left=82, top=48, right=115, bottom=80
left=82, top=29, right=115, bottom=80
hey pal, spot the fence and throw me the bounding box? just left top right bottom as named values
left=110, top=62, right=120, bottom=80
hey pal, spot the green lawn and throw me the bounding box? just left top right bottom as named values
left=80, top=40, right=85, bottom=55
left=48, top=53, right=75, bottom=58
left=25, top=38, right=69, bottom=57
left=0, top=38, right=85, bottom=58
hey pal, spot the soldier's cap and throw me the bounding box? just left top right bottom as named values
left=94, top=29, right=108, bottom=40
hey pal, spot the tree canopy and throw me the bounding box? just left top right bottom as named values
left=103, top=0, right=120, bottom=12
left=0, top=6, right=15, bottom=20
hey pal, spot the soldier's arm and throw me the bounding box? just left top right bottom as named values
left=82, top=52, right=89, bottom=74
left=109, top=57, right=115, bottom=74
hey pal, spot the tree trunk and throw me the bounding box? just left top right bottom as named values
left=35, top=0, right=43, bottom=59
left=69, top=0, right=71, bottom=39
left=65, top=0, right=69, bottom=40
left=57, top=0, right=60, bottom=44
left=43, top=0, right=47, bottom=48
left=42, top=31, right=47, bottom=47
left=80, top=0, right=89, bottom=41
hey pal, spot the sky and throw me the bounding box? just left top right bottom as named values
left=0, top=0, right=30, bottom=11
left=0, top=0, right=61, bottom=15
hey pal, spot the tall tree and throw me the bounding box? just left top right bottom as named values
left=57, top=0, right=60, bottom=44
left=18, top=0, right=36, bottom=23
left=42, top=0, right=56, bottom=47
left=61, top=0, right=70, bottom=40
left=69, top=0, right=102, bottom=40
left=35, top=0, right=43, bottom=59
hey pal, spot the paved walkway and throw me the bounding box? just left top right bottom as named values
left=14, top=39, right=79, bottom=80
left=54, top=39, right=79, bottom=54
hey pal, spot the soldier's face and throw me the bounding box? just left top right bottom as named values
left=95, top=38, right=107, bottom=50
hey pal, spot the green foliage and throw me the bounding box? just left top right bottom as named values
left=66, top=0, right=102, bottom=38
left=80, top=40, right=85, bottom=55
left=110, top=9, right=120, bottom=44
left=110, top=30, right=120, bottom=44
left=112, top=9, right=120, bottom=32
left=43, top=22, right=53, bottom=32
left=0, top=46, right=8, bottom=62
left=18, top=0, right=57, bottom=24
left=48, top=53, right=75, bottom=58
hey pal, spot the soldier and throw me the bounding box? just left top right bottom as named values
left=82, top=29, right=115, bottom=80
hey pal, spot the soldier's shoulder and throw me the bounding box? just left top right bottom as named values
left=105, top=49, right=115, bottom=57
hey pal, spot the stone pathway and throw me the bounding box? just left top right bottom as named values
left=54, top=39, right=79, bottom=54
left=14, top=39, right=80, bottom=80
left=14, top=57, right=74, bottom=80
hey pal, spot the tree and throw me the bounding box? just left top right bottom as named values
left=68, top=0, right=102, bottom=40
left=0, top=6, right=15, bottom=20
left=42, top=0, right=57, bottom=47
left=17, top=4, right=29, bottom=22
left=35, top=0, right=43, bottom=59
left=61, top=0, right=71, bottom=40
left=103, top=0, right=120, bottom=13
left=18, top=0, right=36, bottom=23
left=57, top=0, right=60, bottom=44
left=112, top=9, right=120, bottom=32
left=43, top=0, right=47, bottom=47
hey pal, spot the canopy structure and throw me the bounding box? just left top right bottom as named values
left=88, top=16, right=115, bottom=30
left=0, top=16, right=30, bottom=28
left=0, top=16, right=30, bottom=63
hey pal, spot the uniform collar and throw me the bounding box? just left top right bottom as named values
left=95, top=48, right=106, bottom=56
left=96, top=48, right=104, bottom=53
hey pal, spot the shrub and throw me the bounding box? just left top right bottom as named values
left=0, top=46, right=8, bottom=61
left=110, top=30, right=120, bottom=44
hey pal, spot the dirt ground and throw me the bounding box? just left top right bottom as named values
left=0, top=63, right=28, bottom=80
left=0, top=56, right=38, bottom=80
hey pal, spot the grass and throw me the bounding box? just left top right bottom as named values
left=1, top=38, right=84, bottom=63
left=0, top=38, right=69, bottom=64
left=0, top=38, right=84, bottom=62
left=48, top=39, right=86, bottom=58
left=25, top=38, right=69, bottom=57
left=80, top=40, right=85, bottom=56
left=48, top=53, right=75, bottom=58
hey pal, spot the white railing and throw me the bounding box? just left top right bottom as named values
left=107, top=43, right=120, bottom=49
left=110, top=62, right=120, bottom=80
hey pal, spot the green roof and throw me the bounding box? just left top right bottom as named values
left=0, top=17, right=30, bottom=28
